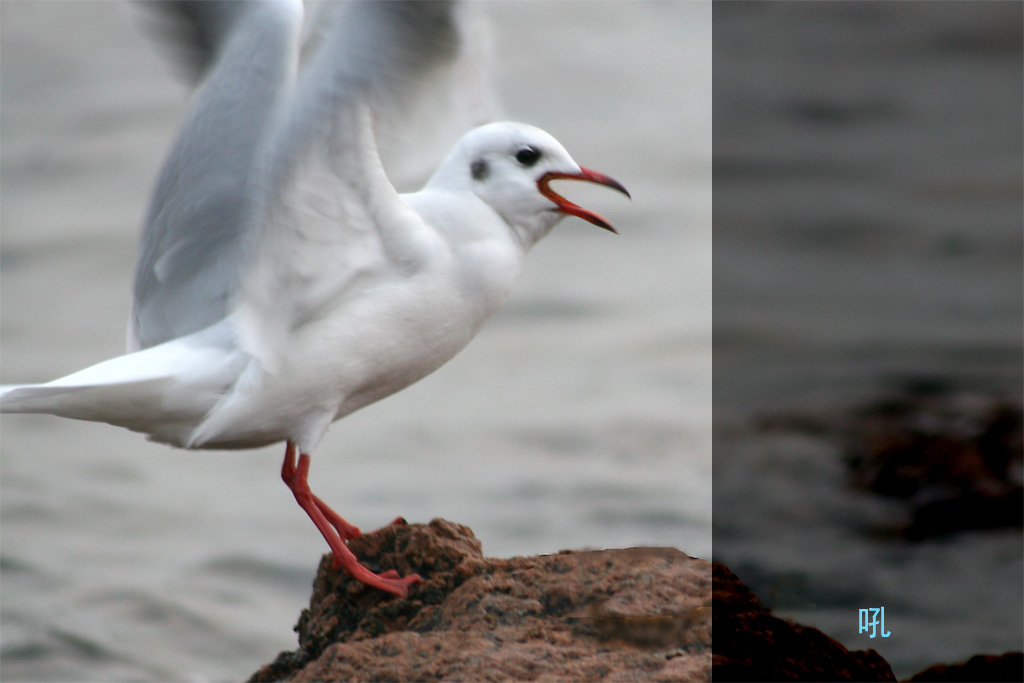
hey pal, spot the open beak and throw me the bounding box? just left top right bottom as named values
left=538, top=167, right=631, bottom=234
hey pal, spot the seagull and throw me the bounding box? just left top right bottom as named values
left=0, top=0, right=629, bottom=597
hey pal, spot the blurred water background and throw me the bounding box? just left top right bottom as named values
left=0, top=2, right=711, bottom=680
left=713, top=2, right=1022, bottom=679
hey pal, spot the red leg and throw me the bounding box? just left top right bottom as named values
left=280, top=442, right=423, bottom=597
left=312, top=492, right=363, bottom=541
left=282, top=443, right=361, bottom=540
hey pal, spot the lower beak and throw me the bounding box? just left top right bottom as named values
left=537, top=167, right=631, bottom=233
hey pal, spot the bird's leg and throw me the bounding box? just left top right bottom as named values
left=280, top=442, right=423, bottom=596
left=311, top=492, right=363, bottom=541
left=282, top=442, right=361, bottom=540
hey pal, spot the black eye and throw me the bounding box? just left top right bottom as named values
left=515, top=146, right=541, bottom=167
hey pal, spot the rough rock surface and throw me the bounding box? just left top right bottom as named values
left=250, top=519, right=711, bottom=682
left=711, top=563, right=897, bottom=682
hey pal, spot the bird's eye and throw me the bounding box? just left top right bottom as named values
left=515, top=146, right=541, bottom=167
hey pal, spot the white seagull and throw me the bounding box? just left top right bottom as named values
left=0, top=0, right=629, bottom=597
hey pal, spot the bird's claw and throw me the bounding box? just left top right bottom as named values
left=365, top=569, right=424, bottom=597
left=386, top=572, right=424, bottom=597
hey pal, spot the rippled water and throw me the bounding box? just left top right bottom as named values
left=1, top=2, right=711, bottom=680
left=713, top=2, right=1022, bottom=678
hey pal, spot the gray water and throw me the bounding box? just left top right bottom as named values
left=713, top=2, right=1023, bottom=678
left=1, top=2, right=712, bottom=681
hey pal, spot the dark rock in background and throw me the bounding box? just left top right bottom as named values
left=846, top=391, right=1022, bottom=538
left=712, top=563, right=1022, bottom=682
left=712, top=563, right=897, bottom=682
left=906, top=652, right=1023, bottom=682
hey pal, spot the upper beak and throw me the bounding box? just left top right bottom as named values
left=537, top=167, right=631, bottom=233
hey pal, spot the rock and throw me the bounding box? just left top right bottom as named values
left=711, top=563, right=897, bottom=682
left=711, top=563, right=1023, bottom=682
left=905, top=652, right=1023, bottom=682
left=250, top=519, right=711, bottom=682
left=252, top=520, right=1020, bottom=682
left=758, top=391, right=1024, bottom=539
left=845, top=392, right=1023, bottom=538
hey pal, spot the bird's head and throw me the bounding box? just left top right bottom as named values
left=427, top=122, right=630, bottom=246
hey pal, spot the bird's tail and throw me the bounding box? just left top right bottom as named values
left=2, top=383, right=71, bottom=413
left=1, top=326, right=245, bottom=447
left=2, top=378, right=170, bottom=422
left=1, top=378, right=200, bottom=449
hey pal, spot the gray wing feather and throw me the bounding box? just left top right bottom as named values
left=368, top=1, right=497, bottom=190
left=130, top=1, right=302, bottom=350
left=237, top=1, right=471, bottom=365
left=134, top=1, right=244, bottom=84
left=263, top=0, right=475, bottom=202
left=130, top=0, right=488, bottom=351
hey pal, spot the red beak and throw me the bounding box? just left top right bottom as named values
left=537, top=167, right=630, bottom=234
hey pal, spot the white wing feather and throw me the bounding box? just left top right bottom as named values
left=234, top=1, right=463, bottom=369
left=130, top=0, right=303, bottom=350
left=131, top=1, right=493, bottom=352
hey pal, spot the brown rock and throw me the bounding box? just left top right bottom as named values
left=711, top=563, right=897, bottom=682
left=251, top=519, right=711, bottom=682
left=905, top=652, right=1024, bottom=682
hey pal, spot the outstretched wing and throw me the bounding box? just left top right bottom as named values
left=300, top=1, right=497, bottom=191
left=129, top=1, right=493, bottom=352
left=236, top=1, right=472, bottom=368
left=135, top=0, right=250, bottom=85
left=129, top=0, right=303, bottom=350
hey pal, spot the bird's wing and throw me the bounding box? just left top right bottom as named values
left=290, top=0, right=495, bottom=191
left=135, top=0, right=250, bottom=85
left=0, top=322, right=244, bottom=447
left=134, top=0, right=327, bottom=84
left=129, top=0, right=303, bottom=350
left=302, top=1, right=497, bottom=191
left=233, top=1, right=476, bottom=369
left=130, top=1, right=492, bottom=352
